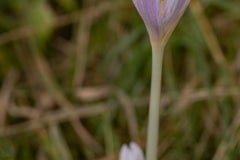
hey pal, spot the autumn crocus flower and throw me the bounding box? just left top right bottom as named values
left=133, top=0, right=190, bottom=44
left=132, top=1, right=190, bottom=160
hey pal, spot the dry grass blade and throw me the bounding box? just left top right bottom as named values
left=0, top=71, right=18, bottom=128
left=30, top=43, right=104, bottom=154
left=75, top=85, right=112, bottom=102
left=49, top=123, right=73, bottom=160
left=8, top=104, right=42, bottom=119
left=72, top=16, right=91, bottom=88
left=38, top=128, right=63, bottom=160
left=173, top=86, right=240, bottom=114
left=0, top=103, right=108, bottom=136
left=190, top=0, right=227, bottom=66
left=117, top=90, right=139, bottom=141
left=174, top=76, right=199, bottom=113
left=213, top=104, right=240, bottom=159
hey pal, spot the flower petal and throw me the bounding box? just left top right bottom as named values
left=119, top=144, right=130, bottom=160
left=132, top=0, right=162, bottom=40
left=129, top=142, right=144, bottom=160
left=119, top=142, right=144, bottom=160
left=163, top=0, right=190, bottom=22
left=132, top=0, right=190, bottom=44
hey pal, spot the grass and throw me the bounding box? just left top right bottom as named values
left=0, top=0, right=240, bottom=159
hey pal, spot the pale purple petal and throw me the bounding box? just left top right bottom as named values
left=129, top=142, right=144, bottom=160
left=132, top=0, right=162, bottom=39
left=119, top=142, right=144, bottom=160
left=119, top=144, right=130, bottom=160
left=132, top=0, right=190, bottom=43
left=163, top=0, right=190, bottom=23
left=159, top=0, right=190, bottom=43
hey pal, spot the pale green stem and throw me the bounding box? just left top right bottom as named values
left=146, top=43, right=165, bottom=160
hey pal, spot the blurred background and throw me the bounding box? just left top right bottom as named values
left=0, top=0, right=240, bottom=159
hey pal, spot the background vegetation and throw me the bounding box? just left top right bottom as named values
left=0, top=0, right=240, bottom=159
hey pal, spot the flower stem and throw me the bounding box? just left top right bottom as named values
left=146, top=43, right=164, bottom=160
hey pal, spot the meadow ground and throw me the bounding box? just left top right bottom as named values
left=0, top=0, right=240, bottom=159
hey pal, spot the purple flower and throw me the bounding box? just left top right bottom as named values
left=132, top=0, right=190, bottom=44
left=119, top=142, right=144, bottom=160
